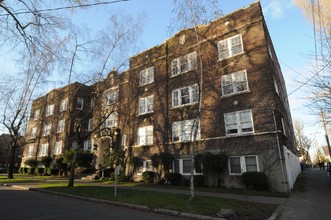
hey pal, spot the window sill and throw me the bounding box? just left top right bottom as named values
left=221, top=90, right=251, bottom=98
left=218, top=52, right=245, bottom=62
left=225, top=132, right=254, bottom=138
left=137, top=111, right=154, bottom=116
left=172, top=102, right=198, bottom=109
left=170, top=69, right=195, bottom=78
left=138, top=82, right=154, bottom=87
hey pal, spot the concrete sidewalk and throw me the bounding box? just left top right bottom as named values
left=279, top=167, right=331, bottom=220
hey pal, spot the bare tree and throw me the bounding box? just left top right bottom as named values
left=293, top=120, right=312, bottom=164
left=0, top=0, right=140, bottom=179
left=64, top=12, right=144, bottom=187
left=170, top=0, right=222, bottom=200
left=294, top=1, right=331, bottom=113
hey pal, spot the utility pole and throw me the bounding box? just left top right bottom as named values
left=320, top=111, right=331, bottom=160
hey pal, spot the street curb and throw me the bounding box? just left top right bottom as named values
left=32, top=188, right=225, bottom=220
left=1, top=183, right=281, bottom=220
left=1, top=184, right=224, bottom=220
left=267, top=206, right=282, bottom=220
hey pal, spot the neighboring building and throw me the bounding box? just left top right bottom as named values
left=0, top=134, right=21, bottom=173
left=21, top=82, right=94, bottom=166
left=21, top=2, right=300, bottom=192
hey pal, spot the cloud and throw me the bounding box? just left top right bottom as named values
left=263, top=0, right=294, bottom=19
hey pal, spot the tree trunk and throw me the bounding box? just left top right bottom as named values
left=67, top=152, right=77, bottom=187
left=7, top=143, right=16, bottom=179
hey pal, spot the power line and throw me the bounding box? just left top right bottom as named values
left=0, top=0, right=130, bottom=17
left=286, top=59, right=331, bottom=98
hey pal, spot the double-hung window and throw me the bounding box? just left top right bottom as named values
left=54, top=141, right=63, bottom=155
left=88, top=118, right=93, bottom=131
left=104, top=88, right=119, bottom=105
left=76, top=97, right=84, bottom=110
left=172, top=84, right=199, bottom=108
left=172, top=119, right=200, bottom=142
left=84, top=140, right=92, bottom=152
left=171, top=51, right=197, bottom=76
left=224, top=109, right=253, bottom=135
left=218, top=34, right=244, bottom=60
left=27, top=145, right=34, bottom=157
left=138, top=95, right=154, bottom=115
left=140, top=67, right=154, bottom=86
left=136, top=160, right=153, bottom=175
left=42, top=124, right=52, bottom=136
left=221, top=70, right=249, bottom=96
left=45, top=104, right=54, bottom=117
left=102, top=113, right=117, bottom=128
left=60, top=99, right=68, bottom=112
left=30, top=127, right=37, bottom=138
left=229, top=155, right=258, bottom=175
left=34, top=109, right=40, bottom=120
left=137, top=126, right=153, bottom=146
left=57, top=119, right=65, bottom=133
left=174, top=158, right=201, bottom=175
left=39, top=143, right=49, bottom=157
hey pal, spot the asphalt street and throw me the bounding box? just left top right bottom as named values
left=0, top=186, right=189, bottom=220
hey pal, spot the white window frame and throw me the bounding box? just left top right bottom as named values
left=57, top=119, right=65, bottom=133
left=27, top=145, right=34, bottom=157
left=104, top=87, right=119, bottom=105
left=221, top=70, right=249, bottom=96
left=139, top=67, right=154, bottom=86
left=76, top=97, right=84, bottom=110
left=136, top=160, right=152, bottom=175
left=30, top=127, right=37, bottom=138
left=138, top=95, right=154, bottom=115
left=137, top=126, right=153, bottom=146
left=39, top=143, right=49, bottom=157
left=60, top=99, right=68, bottom=112
left=171, top=51, right=197, bottom=76
left=224, top=109, right=254, bottom=136
left=274, top=77, right=279, bottom=95
left=172, top=84, right=199, bottom=108
left=228, top=155, right=259, bottom=175
left=33, top=109, right=40, bottom=120
left=281, top=117, right=286, bottom=136
left=88, top=118, right=93, bottom=131
left=102, top=113, right=117, bottom=128
left=45, top=104, right=54, bottom=117
left=172, top=119, right=200, bottom=142
left=218, top=34, right=244, bottom=60
left=121, top=134, right=127, bottom=148
left=174, top=158, right=202, bottom=175
left=90, top=97, right=96, bottom=108
left=84, top=140, right=93, bottom=152
left=42, top=124, right=52, bottom=136
left=54, top=141, right=63, bottom=155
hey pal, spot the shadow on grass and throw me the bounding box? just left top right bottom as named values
left=133, top=183, right=288, bottom=198
left=42, top=185, right=277, bottom=219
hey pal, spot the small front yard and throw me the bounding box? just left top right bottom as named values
left=0, top=174, right=279, bottom=219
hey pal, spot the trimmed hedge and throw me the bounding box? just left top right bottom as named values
left=242, top=172, right=269, bottom=191
left=164, top=173, right=182, bottom=185
left=142, top=171, right=155, bottom=183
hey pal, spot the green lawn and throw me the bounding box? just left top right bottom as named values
left=42, top=184, right=276, bottom=219
left=1, top=174, right=278, bottom=219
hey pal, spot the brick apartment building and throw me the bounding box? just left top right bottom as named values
left=0, top=134, right=21, bottom=173
left=21, top=2, right=300, bottom=192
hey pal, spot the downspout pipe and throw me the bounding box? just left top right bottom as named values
left=273, top=110, right=288, bottom=194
